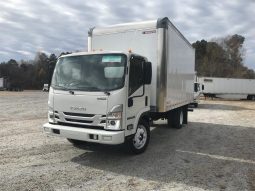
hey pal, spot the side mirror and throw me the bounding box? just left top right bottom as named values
left=202, top=85, right=204, bottom=91
left=143, top=62, right=152, bottom=85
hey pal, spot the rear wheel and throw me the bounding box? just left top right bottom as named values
left=167, top=108, right=184, bottom=129
left=128, top=120, right=150, bottom=154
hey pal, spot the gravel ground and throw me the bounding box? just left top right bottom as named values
left=0, top=91, right=255, bottom=191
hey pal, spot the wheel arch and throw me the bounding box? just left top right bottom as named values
left=139, top=112, right=150, bottom=125
left=131, top=107, right=150, bottom=135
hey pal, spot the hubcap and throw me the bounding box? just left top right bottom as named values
left=133, top=125, right=147, bottom=149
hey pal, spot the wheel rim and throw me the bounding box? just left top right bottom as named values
left=133, top=125, right=147, bottom=149
left=180, top=110, right=183, bottom=125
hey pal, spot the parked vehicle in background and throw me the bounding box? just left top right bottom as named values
left=199, top=77, right=255, bottom=100
left=0, top=77, right=23, bottom=91
left=0, top=77, right=5, bottom=90
left=43, top=17, right=195, bottom=154
left=42, top=84, right=49, bottom=91
left=191, top=76, right=204, bottom=107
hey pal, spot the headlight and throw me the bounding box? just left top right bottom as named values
left=105, top=105, right=123, bottom=130
left=107, top=111, right=122, bottom=120
left=48, top=106, right=56, bottom=124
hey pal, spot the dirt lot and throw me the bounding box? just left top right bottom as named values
left=1, top=91, right=255, bottom=191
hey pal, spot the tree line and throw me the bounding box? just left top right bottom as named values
left=0, top=52, right=70, bottom=90
left=192, top=34, right=255, bottom=78
left=0, top=34, right=254, bottom=90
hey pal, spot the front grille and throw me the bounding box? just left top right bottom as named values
left=65, top=118, right=93, bottom=123
left=63, top=112, right=94, bottom=117
left=57, top=122, right=104, bottom=130
left=55, top=110, right=105, bottom=127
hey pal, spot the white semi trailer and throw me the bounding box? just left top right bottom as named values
left=199, top=77, right=255, bottom=100
left=43, top=17, right=195, bottom=153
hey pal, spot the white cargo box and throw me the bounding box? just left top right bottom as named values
left=88, top=18, right=195, bottom=112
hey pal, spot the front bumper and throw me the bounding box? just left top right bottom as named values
left=43, top=123, right=125, bottom=145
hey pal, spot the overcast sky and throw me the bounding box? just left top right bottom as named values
left=0, top=0, right=254, bottom=69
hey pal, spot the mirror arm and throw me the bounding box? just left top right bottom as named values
left=132, top=84, right=145, bottom=99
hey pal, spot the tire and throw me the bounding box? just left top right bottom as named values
left=183, top=106, right=188, bottom=125
left=168, top=108, right=184, bottom=129
left=167, top=111, right=173, bottom=128
left=67, top=138, right=87, bottom=146
left=128, top=120, right=150, bottom=154
left=252, top=96, right=255, bottom=101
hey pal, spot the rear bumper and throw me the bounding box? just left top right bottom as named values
left=43, top=123, right=125, bottom=145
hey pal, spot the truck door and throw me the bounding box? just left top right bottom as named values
left=126, top=56, right=147, bottom=135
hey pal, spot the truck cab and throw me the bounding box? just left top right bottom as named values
left=192, top=82, right=204, bottom=107
left=43, top=51, right=152, bottom=153
left=42, top=84, right=49, bottom=91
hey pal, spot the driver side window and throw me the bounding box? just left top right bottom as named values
left=128, top=56, right=144, bottom=96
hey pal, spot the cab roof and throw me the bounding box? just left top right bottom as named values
left=59, top=51, right=146, bottom=60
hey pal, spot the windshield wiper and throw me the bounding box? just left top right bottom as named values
left=70, top=85, right=101, bottom=91
left=53, top=84, right=109, bottom=92
left=87, top=86, right=101, bottom=91
left=52, top=85, right=81, bottom=91
left=51, top=85, right=69, bottom=91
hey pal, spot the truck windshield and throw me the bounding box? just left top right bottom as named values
left=51, top=54, right=127, bottom=91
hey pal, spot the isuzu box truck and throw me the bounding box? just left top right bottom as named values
left=43, top=17, right=195, bottom=153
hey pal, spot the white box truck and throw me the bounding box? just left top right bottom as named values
left=199, top=77, right=255, bottom=100
left=43, top=17, right=195, bottom=153
left=0, top=77, right=7, bottom=90
left=0, top=77, right=4, bottom=90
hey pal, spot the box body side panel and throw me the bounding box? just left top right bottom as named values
left=165, top=26, right=195, bottom=111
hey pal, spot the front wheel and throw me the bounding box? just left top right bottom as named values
left=128, top=120, right=150, bottom=154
